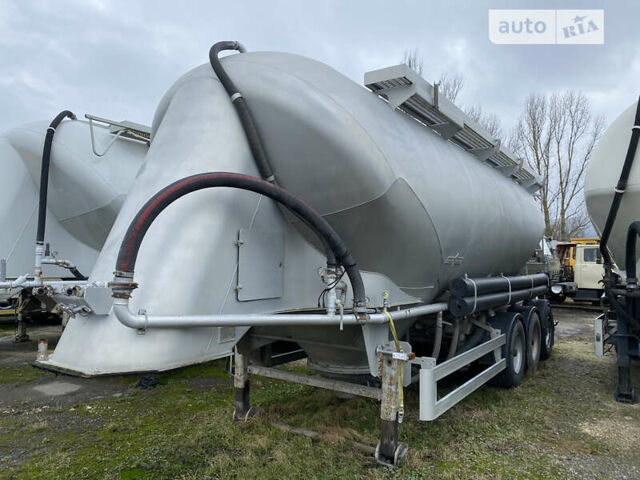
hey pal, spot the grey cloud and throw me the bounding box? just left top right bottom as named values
left=1, top=0, right=638, bottom=137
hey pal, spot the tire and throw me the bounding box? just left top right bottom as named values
left=524, top=311, right=542, bottom=371
left=525, top=299, right=554, bottom=361
left=489, top=312, right=527, bottom=389
left=509, top=305, right=542, bottom=371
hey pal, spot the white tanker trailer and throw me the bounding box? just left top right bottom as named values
left=586, top=99, right=640, bottom=403
left=0, top=115, right=149, bottom=340
left=15, top=42, right=554, bottom=464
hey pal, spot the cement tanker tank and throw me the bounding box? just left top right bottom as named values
left=37, top=43, right=552, bottom=464
left=586, top=99, right=640, bottom=403
left=0, top=115, right=149, bottom=340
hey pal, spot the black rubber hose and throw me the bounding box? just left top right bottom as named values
left=598, top=99, right=640, bottom=324
left=36, top=110, right=76, bottom=244
left=600, top=97, right=640, bottom=267
left=68, top=266, right=86, bottom=281
left=209, top=42, right=274, bottom=183
left=115, top=172, right=366, bottom=307
left=625, top=221, right=640, bottom=282
left=208, top=41, right=337, bottom=267
left=36, top=111, right=87, bottom=281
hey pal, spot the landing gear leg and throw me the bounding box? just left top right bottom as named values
left=13, top=292, right=29, bottom=343
left=375, top=353, right=407, bottom=466
left=233, top=348, right=253, bottom=420
left=615, top=318, right=637, bottom=403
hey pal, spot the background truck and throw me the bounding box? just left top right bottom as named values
left=549, top=238, right=604, bottom=303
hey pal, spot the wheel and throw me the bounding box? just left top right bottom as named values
left=525, top=299, right=554, bottom=361
left=525, top=310, right=542, bottom=371
left=509, top=305, right=542, bottom=370
left=550, top=293, right=566, bottom=303
left=489, top=312, right=527, bottom=388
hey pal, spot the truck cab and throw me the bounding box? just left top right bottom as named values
left=574, top=244, right=603, bottom=292
left=550, top=238, right=604, bottom=303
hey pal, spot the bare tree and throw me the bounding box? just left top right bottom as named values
left=402, top=49, right=463, bottom=102
left=511, top=91, right=604, bottom=240
left=465, top=104, right=503, bottom=139
left=437, top=72, right=464, bottom=103
left=403, top=49, right=423, bottom=75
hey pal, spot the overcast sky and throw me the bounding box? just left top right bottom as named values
left=1, top=0, right=638, bottom=136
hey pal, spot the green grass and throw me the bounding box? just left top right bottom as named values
left=0, top=365, right=50, bottom=385
left=0, top=339, right=638, bottom=479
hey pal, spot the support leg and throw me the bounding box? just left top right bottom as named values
left=614, top=318, right=637, bottom=403
left=13, top=293, right=29, bottom=343
left=233, top=349, right=252, bottom=420
left=375, top=354, right=407, bottom=466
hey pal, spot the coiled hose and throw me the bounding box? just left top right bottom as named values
left=115, top=172, right=366, bottom=307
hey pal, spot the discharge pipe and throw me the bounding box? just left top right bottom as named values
left=112, top=172, right=365, bottom=307
left=112, top=299, right=448, bottom=330
left=34, top=110, right=86, bottom=281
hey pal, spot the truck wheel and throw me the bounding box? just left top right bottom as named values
left=489, top=312, right=526, bottom=389
left=539, top=309, right=554, bottom=361
left=525, top=299, right=554, bottom=361
left=525, top=311, right=542, bottom=371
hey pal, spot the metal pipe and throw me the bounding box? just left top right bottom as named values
left=41, top=257, right=86, bottom=280
left=431, top=311, right=443, bottom=359
left=112, top=297, right=448, bottom=330
left=447, top=317, right=460, bottom=360
left=0, top=279, right=87, bottom=290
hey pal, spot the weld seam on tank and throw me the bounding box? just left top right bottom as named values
left=112, top=172, right=365, bottom=307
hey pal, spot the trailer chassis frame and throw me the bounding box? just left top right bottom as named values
left=232, top=331, right=506, bottom=466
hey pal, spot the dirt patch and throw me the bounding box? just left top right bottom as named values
left=554, top=307, right=596, bottom=339
left=580, top=417, right=640, bottom=452
left=0, top=325, right=61, bottom=367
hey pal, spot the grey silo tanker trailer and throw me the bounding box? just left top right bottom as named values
left=587, top=99, right=640, bottom=404
left=37, top=42, right=554, bottom=465
left=0, top=114, right=149, bottom=341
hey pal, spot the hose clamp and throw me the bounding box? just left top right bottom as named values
left=501, top=273, right=512, bottom=303
left=47, top=127, right=56, bottom=133
left=230, top=92, right=243, bottom=103
left=615, top=187, right=626, bottom=193
left=633, top=126, right=640, bottom=131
